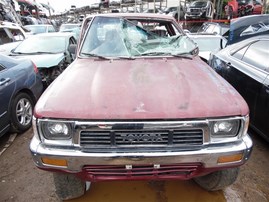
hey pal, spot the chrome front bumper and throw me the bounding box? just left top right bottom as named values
left=30, top=134, right=252, bottom=173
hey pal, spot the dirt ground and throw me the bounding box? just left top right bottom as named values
left=0, top=128, right=268, bottom=202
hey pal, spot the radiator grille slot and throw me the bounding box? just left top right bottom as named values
left=82, top=163, right=203, bottom=179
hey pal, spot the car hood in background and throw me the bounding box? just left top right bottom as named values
left=0, top=41, right=21, bottom=56
left=198, top=51, right=211, bottom=61
left=227, top=14, right=269, bottom=45
left=13, top=53, right=64, bottom=68
left=35, top=57, right=249, bottom=120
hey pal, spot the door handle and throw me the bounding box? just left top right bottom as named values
left=226, top=62, right=231, bottom=69
left=0, top=78, right=11, bottom=86
left=264, top=84, right=269, bottom=94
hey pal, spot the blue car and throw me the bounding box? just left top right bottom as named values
left=0, top=54, right=43, bottom=137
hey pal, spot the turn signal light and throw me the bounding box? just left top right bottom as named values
left=41, top=157, right=68, bottom=167
left=217, top=153, right=243, bottom=164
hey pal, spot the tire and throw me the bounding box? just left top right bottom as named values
left=53, top=173, right=86, bottom=200
left=194, top=167, right=239, bottom=191
left=10, top=93, right=34, bottom=133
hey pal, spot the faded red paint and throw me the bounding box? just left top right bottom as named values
left=38, top=163, right=242, bottom=182
left=34, top=56, right=249, bottom=120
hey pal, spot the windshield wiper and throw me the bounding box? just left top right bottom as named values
left=139, top=52, right=193, bottom=59
left=171, top=53, right=193, bottom=60
left=12, top=51, right=54, bottom=55
left=81, top=53, right=110, bottom=60
left=114, top=56, right=135, bottom=60
left=10, top=51, right=24, bottom=55
left=35, top=51, right=55, bottom=54
left=139, top=52, right=169, bottom=56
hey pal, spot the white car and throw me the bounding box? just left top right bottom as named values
left=185, top=0, right=214, bottom=20
left=0, top=21, right=26, bottom=45
left=187, top=33, right=227, bottom=62
left=0, top=21, right=26, bottom=55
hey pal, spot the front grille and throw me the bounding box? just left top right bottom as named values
left=82, top=163, right=203, bottom=180
left=80, top=129, right=203, bottom=149
left=190, top=8, right=200, bottom=12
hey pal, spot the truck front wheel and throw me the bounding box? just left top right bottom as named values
left=53, top=173, right=86, bottom=200
left=194, top=167, right=239, bottom=191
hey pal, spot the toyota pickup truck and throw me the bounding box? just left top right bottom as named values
left=30, top=13, right=253, bottom=200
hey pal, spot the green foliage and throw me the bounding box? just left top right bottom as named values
left=223, top=0, right=230, bottom=6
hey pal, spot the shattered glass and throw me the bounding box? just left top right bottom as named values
left=80, top=16, right=197, bottom=59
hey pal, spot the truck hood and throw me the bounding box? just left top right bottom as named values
left=13, top=53, right=64, bottom=68
left=35, top=57, right=248, bottom=120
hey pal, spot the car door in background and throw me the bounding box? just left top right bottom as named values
left=220, top=40, right=269, bottom=140
left=0, top=62, right=15, bottom=136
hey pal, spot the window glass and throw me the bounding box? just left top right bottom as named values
left=48, top=26, right=55, bottom=33
left=69, top=37, right=76, bottom=44
left=80, top=16, right=196, bottom=58
left=0, top=28, right=12, bottom=44
left=242, top=40, right=269, bottom=72
left=231, top=45, right=248, bottom=60
left=0, top=64, right=5, bottom=71
left=9, top=28, right=25, bottom=41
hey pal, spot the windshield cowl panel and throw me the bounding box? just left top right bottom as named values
left=79, top=16, right=197, bottom=59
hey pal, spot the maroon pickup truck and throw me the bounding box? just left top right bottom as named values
left=30, top=13, right=252, bottom=200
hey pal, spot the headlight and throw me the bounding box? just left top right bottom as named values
left=39, top=120, right=73, bottom=140
left=211, top=119, right=240, bottom=137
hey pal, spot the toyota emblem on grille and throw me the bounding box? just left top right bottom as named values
left=121, top=133, right=163, bottom=143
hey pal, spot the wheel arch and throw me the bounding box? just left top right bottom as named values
left=8, top=88, right=37, bottom=118
left=8, top=89, right=37, bottom=133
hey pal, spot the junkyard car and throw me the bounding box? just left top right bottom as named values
left=30, top=13, right=252, bottom=200
left=0, top=21, right=26, bottom=45
left=225, top=0, right=263, bottom=19
left=185, top=0, right=214, bottom=20
left=59, top=23, right=81, bottom=32
left=9, top=32, right=77, bottom=87
left=0, top=54, right=43, bottom=137
left=226, top=14, right=269, bottom=46
left=209, top=35, right=269, bottom=142
left=24, top=24, right=56, bottom=35
left=164, top=5, right=186, bottom=21
left=197, top=22, right=230, bottom=36
left=187, top=33, right=227, bottom=62
left=59, top=23, right=81, bottom=40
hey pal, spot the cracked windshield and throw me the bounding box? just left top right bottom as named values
left=80, top=16, right=197, bottom=58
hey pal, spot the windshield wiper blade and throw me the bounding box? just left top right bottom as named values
left=35, top=51, right=55, bottom=54
left=81, top=53, right=110, bottom=60
left=12, top=51, right=54, bottom=55
left=10, top=51, right=23, bottom=55
left=114, top=56, right=135, bottom=60
left=140, top=52, right=169, bottom=56
left=171, top=53, right=193, bottom=59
